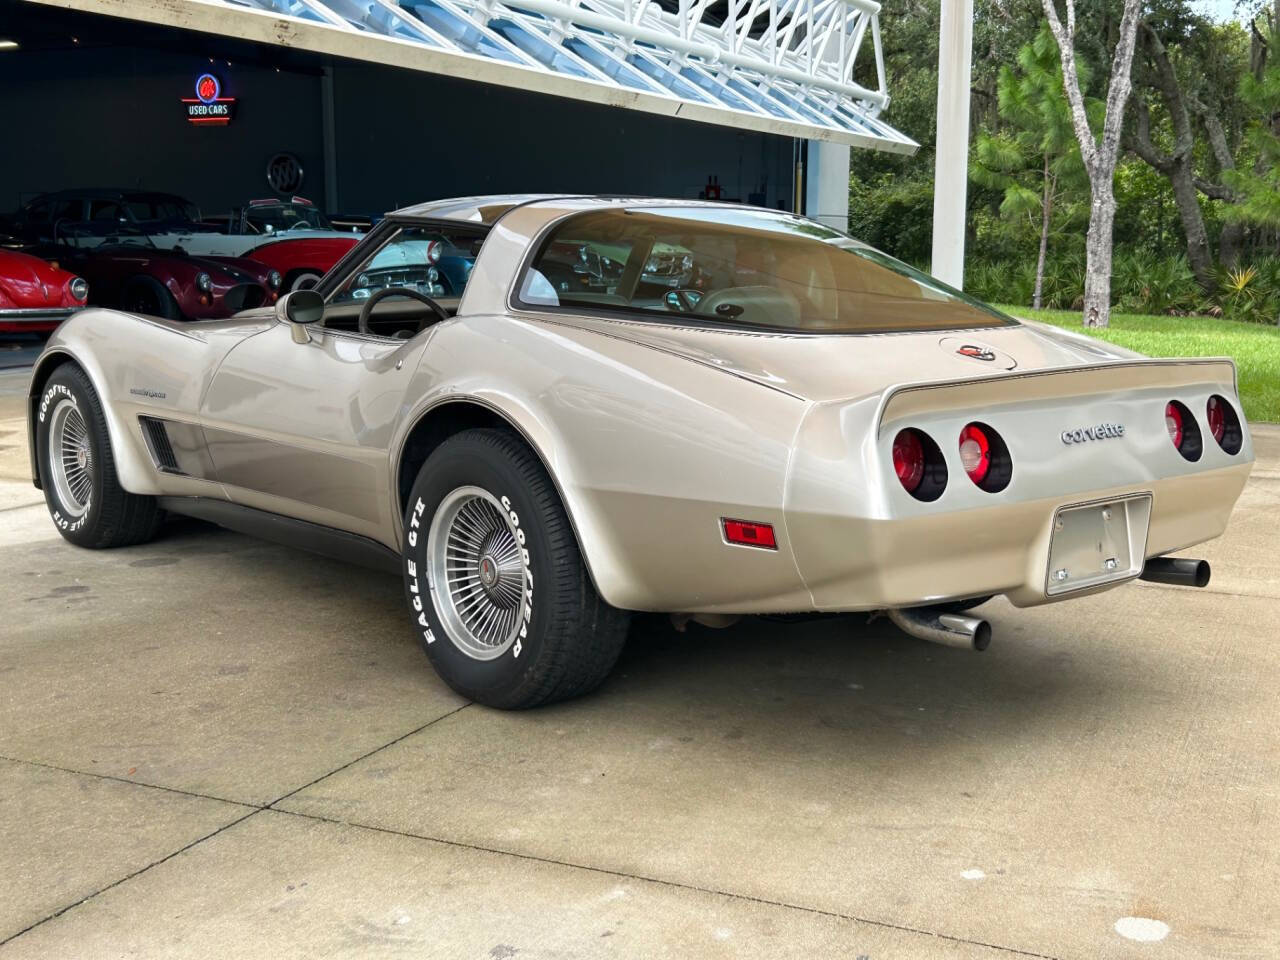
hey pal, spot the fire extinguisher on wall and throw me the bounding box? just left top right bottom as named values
left=704, top=175, right=722, bottom=201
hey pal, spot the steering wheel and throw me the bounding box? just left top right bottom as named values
left=665, top=289, right=702, bottom=313
left=357, top=286, right=449, bottom=337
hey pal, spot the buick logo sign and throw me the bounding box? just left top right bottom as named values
left=1062, top=423, right=1125, bottom=445
left=266, top=152, right=304, bottom=194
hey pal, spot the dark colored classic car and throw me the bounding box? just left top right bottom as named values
left=5, top=189, right=206, bottom=246
left=0, top=249, right=87, bottom=332
left=38, top=224, right=278, bottom=321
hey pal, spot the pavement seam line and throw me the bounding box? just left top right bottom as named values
left=0, top=809, right=263, bottom=949
left=264, top=702, right=472, bottom=809
left=0, top=755, right=261, bottom=809
left=0, top=705, right=470, bottom=948
left=0, top=502, right=43, bottom=514
left=266, top=807, right=1064, bottom=960
left=1136, top=582, right=1280, bottom=601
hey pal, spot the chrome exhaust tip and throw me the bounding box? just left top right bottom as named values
left=887, top=606, right=992, bottom=652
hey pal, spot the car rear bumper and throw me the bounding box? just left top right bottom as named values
left=0, top=307, right=78, bottom=332
left=788, top=461, right=1253, bottom=611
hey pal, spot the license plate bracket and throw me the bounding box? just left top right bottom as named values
left=1045, top=495, right=1152, bottom=597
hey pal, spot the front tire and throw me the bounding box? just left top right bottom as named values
left=35, top=364, right=163, bottom=548
left=121, top=277, right=182, bottom=320
left=402, top=428, right=629, bottom=709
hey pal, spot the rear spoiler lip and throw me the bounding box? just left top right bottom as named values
left=871, top=357, right=1239, bottom=439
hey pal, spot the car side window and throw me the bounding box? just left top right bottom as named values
left=328, top=225, right=483, bottom=306
left=520, top=208, right=1015, bottom=333
left=50, top=200, right=82, bottom=223
left=90, top=200, right=125, bottom=222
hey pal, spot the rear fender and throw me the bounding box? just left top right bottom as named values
left=394, top=316, right=810, bottom=613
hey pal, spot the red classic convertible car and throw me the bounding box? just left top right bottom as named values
left=45, top=225, right=279, bottom=321
left=0, top=249, right=87, bottom=332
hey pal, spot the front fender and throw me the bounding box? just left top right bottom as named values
left=28, top=308, right=271, bottom=497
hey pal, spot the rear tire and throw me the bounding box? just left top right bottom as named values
left=402, top=428, right=629, bottom=709
left=35, top=364, right=163, bottom=548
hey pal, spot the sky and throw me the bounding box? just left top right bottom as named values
left=1190, top=0, right=1260, bottom=22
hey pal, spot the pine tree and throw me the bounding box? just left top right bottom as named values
left=971, top=25, right=1094, bottom=309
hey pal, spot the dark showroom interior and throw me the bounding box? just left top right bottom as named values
left=0, top=0, right=801, bottom=220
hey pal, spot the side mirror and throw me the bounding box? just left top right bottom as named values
left=277, top=290, right=324, bottom=342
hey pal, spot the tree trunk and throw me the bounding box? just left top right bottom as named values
left=1083, top=190, right=1117, bottom=327
left=1034, top=155, right=1052, bottom=310
left=1168, top=156, right=1215, bottom=289
left=1041, top=0, right=1143, bottom=329
left=1130, top=28, right=1216, bottom=291
left=1219, top=220, right=1244, bottom=268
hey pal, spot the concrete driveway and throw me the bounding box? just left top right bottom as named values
left=1, top=366, right=1278, bottom=959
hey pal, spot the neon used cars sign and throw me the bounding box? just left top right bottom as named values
left=182, top=73, right=236, bottom=125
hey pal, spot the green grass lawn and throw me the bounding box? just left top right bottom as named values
left=997, top=306, right=1280, bottom=423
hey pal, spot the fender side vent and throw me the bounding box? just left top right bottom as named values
left=139, top=416, right=185, bottom=475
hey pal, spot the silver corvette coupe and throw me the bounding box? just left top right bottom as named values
left=27, top=196, right=1253, bottom=708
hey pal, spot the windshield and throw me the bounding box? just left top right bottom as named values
left=328, top=224, right=483, bottom=303
left=518, top=207, right=1016, bottom=334
left=244, top=203, right=331, bottom=234
left=60, top=221, right=156, bottom=249
left=126, top=198, right=200, bottom=223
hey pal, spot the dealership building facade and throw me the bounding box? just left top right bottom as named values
left=0, top=0, right=917, bottom=232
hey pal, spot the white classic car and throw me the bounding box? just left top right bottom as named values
left=27, top=196, right=1252, bottom=708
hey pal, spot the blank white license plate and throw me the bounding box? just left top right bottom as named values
left=1045, top=495, right=1152, bottom=597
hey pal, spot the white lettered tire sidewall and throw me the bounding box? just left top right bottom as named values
left=403, top=440, right=555, bottom=704
left=36, top=372, right=104, bottom=545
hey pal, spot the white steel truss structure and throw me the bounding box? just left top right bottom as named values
left=25, top=0, right=917, bottom=151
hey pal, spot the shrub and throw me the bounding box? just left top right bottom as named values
left=1113, top=252, right=1199, bottom=315
left=848, top=175, right=936, bottom=264
left=1218, top=261, right=1279, bottom=324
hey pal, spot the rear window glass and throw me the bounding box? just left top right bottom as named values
left=518, top=207, right=1016, bottom=333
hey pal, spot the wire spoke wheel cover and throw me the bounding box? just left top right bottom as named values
left=48, top=397, right=94, bottom=518
left=427, top=485, right=529, bottom=661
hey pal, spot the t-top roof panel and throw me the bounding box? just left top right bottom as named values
left=24, top=0, right=918, bottom=152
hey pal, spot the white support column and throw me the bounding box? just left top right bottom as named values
left=930, top=0, right=973, bottom=288
left=804, top=138, right=851, bottom=231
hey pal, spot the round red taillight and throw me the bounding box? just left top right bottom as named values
left=958, top=423, right=991, bottom=485
left=893, top=429, right=925, bottom=493
left=1207, top=396, right=1225, bottom=444
left=956, top=421, right=1012, bottom=492
left=1165, top=400, right=1202, bottom=462
left=1165, top=402, right=1184, bottom=450
left=1206, top=394, right=1243, bottom=455
left=891, top=428, right=948, bottom=501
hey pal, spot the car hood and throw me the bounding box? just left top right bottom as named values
left=557, top=314, right=1146, bottom=402
left=195, top=255, right=269, bottom=284
left=0, top=251, right=71, bottom=306
left=87, top=247, right=264, bottom=284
